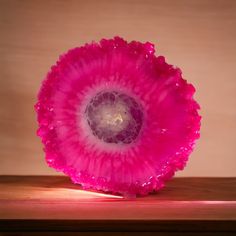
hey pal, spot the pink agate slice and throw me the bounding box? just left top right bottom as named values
left=35, top=37, right=201, bottom=197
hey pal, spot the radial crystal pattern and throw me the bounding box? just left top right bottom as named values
left=35, top=37, right=201, bottom=197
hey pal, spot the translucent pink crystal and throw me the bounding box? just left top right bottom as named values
left=35, top=37, right=201, bottom=197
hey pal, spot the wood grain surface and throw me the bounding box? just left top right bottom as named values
left=0, top=176, right=235, bottom=234
left=0, top=0, right=236, bottom=177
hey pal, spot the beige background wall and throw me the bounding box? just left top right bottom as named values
left=0, top=0, right=235, bottom=176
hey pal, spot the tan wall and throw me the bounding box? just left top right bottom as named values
left=0, top=0, right=235, bottom=176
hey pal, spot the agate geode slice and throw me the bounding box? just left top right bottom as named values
left=35, top=37, right=201, bottom=197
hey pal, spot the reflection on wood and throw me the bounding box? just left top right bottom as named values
left=0, top=176, right=235, bottom=235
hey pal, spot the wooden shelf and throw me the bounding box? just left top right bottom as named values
left=0, top=176, right=235, bottom=235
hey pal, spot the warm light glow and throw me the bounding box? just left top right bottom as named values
left=52, top=188, right=124, bottom=199
left=59, top=188, right=124, bottom=199
left=154, top=200, right=236, bottom=205
left=200, top=201, right=236, bottom=205
left=27, top=187, right=124, bottom=201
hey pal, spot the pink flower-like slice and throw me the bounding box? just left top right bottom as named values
left=35, top=37, right=201, bottom=197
